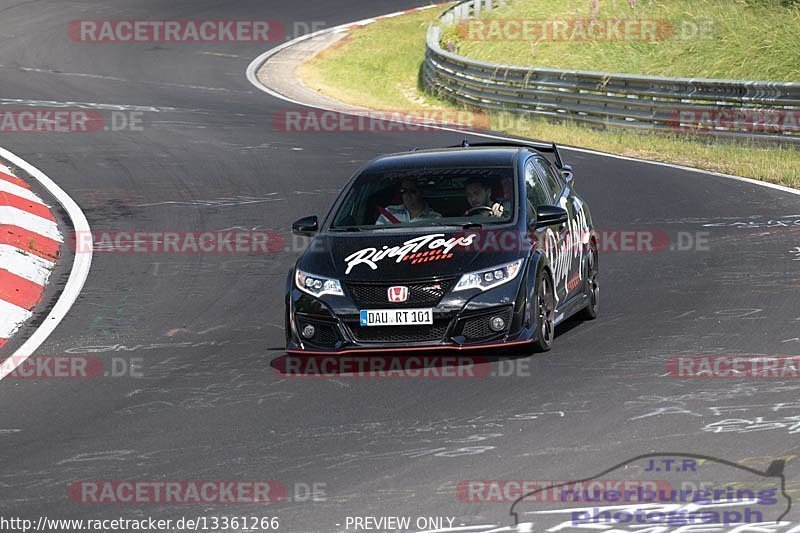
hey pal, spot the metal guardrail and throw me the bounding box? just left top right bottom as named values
left=423, top=0, right=800, bottom=143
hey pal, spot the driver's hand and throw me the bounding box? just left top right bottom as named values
left=491, top=202, right=504, bottom=217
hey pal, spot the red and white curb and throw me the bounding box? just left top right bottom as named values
left=0, top=146, right=92, bottom=381
left=0, top=163, right=62, bottom=349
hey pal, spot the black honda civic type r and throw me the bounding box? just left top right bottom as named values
left=285, top=141, right=598, bottom=354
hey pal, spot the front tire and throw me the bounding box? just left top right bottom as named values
left=577, top=241, right=599, bottom=320
left=531, top=270, right=555, bottom=352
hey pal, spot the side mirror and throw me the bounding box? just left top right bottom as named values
left=561, top=164, right=574, bottom=184
left=533, top=205, right=569, bottom=228
left=292, top=215, right=318, bottom=236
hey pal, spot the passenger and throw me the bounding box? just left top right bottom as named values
left=376, top=179, right=442, bottom=224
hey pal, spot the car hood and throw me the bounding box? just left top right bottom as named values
left=299, top=230, right=524, bottom=282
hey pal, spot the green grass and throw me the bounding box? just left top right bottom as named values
left=442, top=0, right=800, bottom=81
left=298, top=10, right=447, bottom=109
left=297, top=3, right=800, bottom=188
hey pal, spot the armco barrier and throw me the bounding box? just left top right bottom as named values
left=423, top=0, right=800, bottom=144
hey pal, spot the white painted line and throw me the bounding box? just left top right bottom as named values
left=245, top=10, right=800, bottom=199
left=416, top=527, right=503, bottom=533
left=0, top=97, right=174, bottom=113
left=0, top=178, right=46, bottom=205
left=0, top=244, right=54, bottom=285
left=0, top=205, right=63, bottom=242
left=556, top=145, right=800, bottom=197
left=0, top=299, right=32, bottom=339
left=0, top=146, right=93, bottom=381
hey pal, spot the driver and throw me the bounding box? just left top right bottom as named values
left=375, top=179, right=442, bottom=224
left=464, top=178, right=505, bottom=217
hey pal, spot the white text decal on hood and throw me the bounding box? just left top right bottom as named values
left=344, top=233, right=476, bottom=275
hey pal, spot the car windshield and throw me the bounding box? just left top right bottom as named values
left=330, top=166, right=516, bottom=230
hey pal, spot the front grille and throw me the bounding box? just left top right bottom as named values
left=458, top=307, right=513, bottom=341
left=347, top=320, right=450, bottom=343
left=344, top=278, right=456, bottom=308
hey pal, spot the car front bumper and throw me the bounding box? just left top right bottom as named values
left=285, top=273, right=536, bottom=354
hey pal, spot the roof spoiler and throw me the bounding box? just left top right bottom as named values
left=452, top=139, right=565, bottom=168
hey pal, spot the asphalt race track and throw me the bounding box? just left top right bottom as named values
left=1, top=1, right=800, bottom=531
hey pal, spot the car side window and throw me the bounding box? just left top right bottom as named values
left=524, top=160, right=550, bottom=214
left=531, top=158, right=563, bottom=202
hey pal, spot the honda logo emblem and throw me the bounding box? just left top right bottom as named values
left=387, top=286, right=409, bottom=303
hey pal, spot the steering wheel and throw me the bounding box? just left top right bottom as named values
left=466, top=205, right=495, bottom=216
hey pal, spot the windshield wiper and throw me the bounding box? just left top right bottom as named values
left=428, top=222, right=484, bottom=230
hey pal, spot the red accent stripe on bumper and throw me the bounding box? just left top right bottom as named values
left=286, top=338, right=532, bottom=355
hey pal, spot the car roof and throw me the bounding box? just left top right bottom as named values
left=365, top=147, right=523, bottom=171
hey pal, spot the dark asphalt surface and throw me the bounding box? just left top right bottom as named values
left=1, top=1, right=800, bottom=531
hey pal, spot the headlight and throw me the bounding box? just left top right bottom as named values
left=295, top=269, right=344, bottom=297
left=453, top=259, right=524, bottom=292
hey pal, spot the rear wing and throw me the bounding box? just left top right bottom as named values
left=451, top=139, right=565, bottom=169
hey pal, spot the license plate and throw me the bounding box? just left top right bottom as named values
left=360, top=308, right=433, bottom=327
